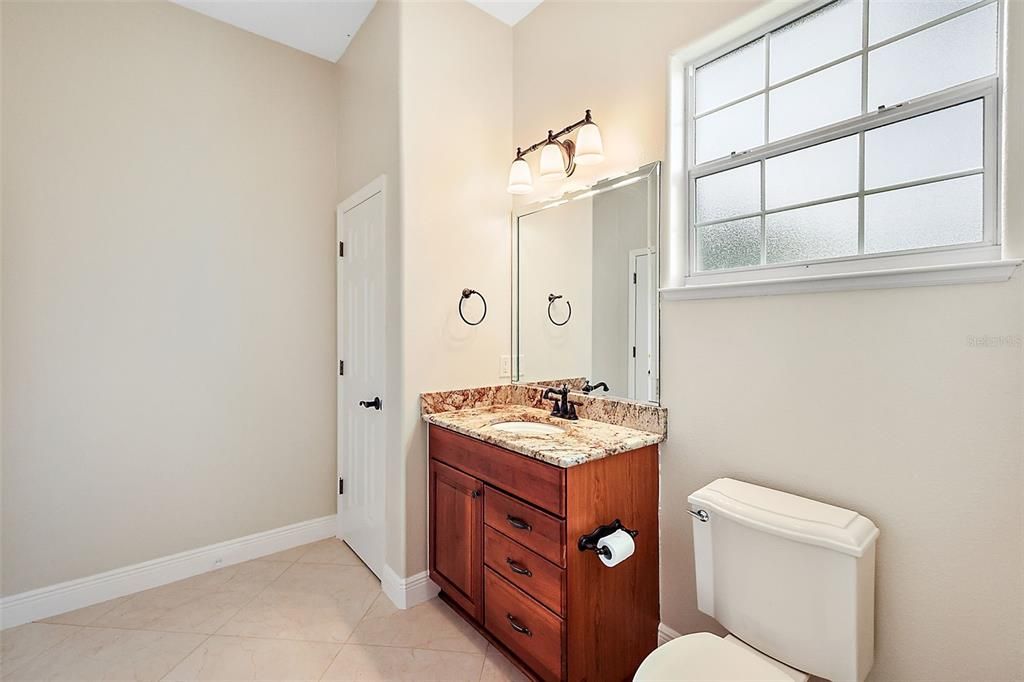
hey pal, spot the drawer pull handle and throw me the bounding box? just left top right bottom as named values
left=506, top=614, right=532, bottom=637
left=506, top=515, right=532, bottom=531
left=506, top=558, right=533, bottom=577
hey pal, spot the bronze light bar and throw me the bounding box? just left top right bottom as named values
left=507, top=110, right=604, bottom=194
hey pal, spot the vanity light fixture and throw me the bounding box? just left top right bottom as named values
left=507, top=150, right=533, bottom=195
left=506, top=110, right=604, bottom=194
left=539, top=132, right=570, bottom=181
left=574, top=118, right=604, bottom=166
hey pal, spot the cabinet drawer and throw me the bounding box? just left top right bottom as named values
left=484, top=568, right=564, bottom=682
left=429, top=426, right=564, bottom=515
left=484, top=526, right=564, bottom=617
left=484, top=487, right=565, bottom=567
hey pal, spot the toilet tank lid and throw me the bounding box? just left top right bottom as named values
left=689, top=478, right=879, bottom=557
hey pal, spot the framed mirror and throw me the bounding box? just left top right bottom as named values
left=512, top=162, right=661, bottom=404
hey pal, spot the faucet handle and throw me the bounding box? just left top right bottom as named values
left=567, top=401, right=580, bottom=421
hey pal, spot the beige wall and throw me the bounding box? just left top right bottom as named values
left=336, top=0, right=513, bottom=577
left=333, top=0, right=407, bottom=575
left=518, top=198, right=594, bottom=383
left=399, top=0, right=513, bottom=574
left=515, top=1, right=1024, bottom=679
left=1, top=0, right=338, bottom=595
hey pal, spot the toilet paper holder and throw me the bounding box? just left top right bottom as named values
left=577, top=519, right=638, bottom=559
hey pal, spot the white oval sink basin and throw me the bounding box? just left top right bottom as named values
left=489, top=421, right=565, bottom=436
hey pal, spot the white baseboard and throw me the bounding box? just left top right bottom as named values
left=1, top=515, right=335, bottom=630
left=381, top=565, right=439, bottom=610
left=658, top=622, right=683, bottom=646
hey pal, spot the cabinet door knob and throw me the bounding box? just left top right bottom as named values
left=506, top=515, right=532, bottom=531
left=506, top=614, right=532, bottom=637
left=506, top=558, right=532, bottom=577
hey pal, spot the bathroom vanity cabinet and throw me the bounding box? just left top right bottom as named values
left=428, top=424, right=659, bottom=682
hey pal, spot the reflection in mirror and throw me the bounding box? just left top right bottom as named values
left=512, top=162, right=660, bottom=404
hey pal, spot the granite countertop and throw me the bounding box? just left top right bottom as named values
left=422, top=404, right=665, bottom=468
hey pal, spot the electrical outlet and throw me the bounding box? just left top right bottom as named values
left=499, top=355, right=511, bottom=378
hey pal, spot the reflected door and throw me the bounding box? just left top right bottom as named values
left=629, top=250, right=654, bottom=402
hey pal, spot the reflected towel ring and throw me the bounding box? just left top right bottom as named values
left=548, top=293, right=571, bottom=326
left=459, top=288, right=487, bottom=326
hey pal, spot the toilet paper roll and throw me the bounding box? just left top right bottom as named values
left=597, top=529, right=635, bottom=568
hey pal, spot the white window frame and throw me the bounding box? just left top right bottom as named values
left=664, top=0, right=1021, bottom=300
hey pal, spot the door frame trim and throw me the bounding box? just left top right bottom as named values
left=339, top=175, right=387, bottom=215
left=336, top=175, right=388, bottom=564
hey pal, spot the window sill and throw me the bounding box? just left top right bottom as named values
left=661, top=259, right=1022, bottom=301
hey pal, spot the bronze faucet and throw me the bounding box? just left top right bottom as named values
left=542, top=384, right=579, bottom=420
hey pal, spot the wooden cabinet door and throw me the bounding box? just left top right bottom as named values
left=429, top=459, right=483, bottom=620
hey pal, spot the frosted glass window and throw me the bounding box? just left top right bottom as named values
left=867, top=4, right=998, bottom=109
left=683, top=0, right=999, bottom=279
left=769, top=58, right=862, bottom=141
left=766, top=199, right=859, bottom=263
left=865, top=99, right=983, bottom=189
left=869, top=0, right=978, bottom=45
left=864, top=175, right=983, bottom=253
left=696, top=218, right=762, bottom=271
left=766, top=135, right=859, bottom=209
left=770, top=0, right=863, bottom=84
left=695, top=163, right=761, bottom=224
left=695, top=95, right=765, bottom=164
left=695, top=38, right=765, bottom=115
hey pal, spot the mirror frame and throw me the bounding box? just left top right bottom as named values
left=510, top=161, right=662, bottom=404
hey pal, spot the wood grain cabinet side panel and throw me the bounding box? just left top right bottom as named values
left=565, top=445, right=660, bottom=682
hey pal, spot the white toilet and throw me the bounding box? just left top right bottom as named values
left=636, top=478, right=879, bottom=682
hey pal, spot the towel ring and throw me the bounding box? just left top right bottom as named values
left=548, top=293, right=571, bottom=326
left=459, top=288, right=487, bottom=326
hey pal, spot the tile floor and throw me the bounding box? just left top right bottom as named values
left=0, top=540, right=528, bottom=681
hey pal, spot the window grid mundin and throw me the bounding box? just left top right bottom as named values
left=686, top=0, right=999, bottom=276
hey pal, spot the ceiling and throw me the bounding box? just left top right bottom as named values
left=173, top=0, right=542, bottom=63
left=466, top=1, right=544, bottom=26
left=171, top=0, right=377, bottom=62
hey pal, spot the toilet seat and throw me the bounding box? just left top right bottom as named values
left=634, top=633, right=809, bottom=682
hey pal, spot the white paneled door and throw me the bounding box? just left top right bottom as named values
left=337, top=177, right=386, bottom=580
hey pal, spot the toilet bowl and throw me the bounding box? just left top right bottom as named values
left=634, top=633, right=807, bottom=682
left=633, top=478, right=879, bottom=682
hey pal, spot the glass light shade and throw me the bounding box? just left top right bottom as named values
left=574, top=122, right=604, bottom=166
left=506, top=157, right=533, bottom=194
left=539, top=141, right=567, bottom=180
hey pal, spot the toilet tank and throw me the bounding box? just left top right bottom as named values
left=689, top=479, right=879, bottom=682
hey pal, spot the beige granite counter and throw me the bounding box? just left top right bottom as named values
left=421, top=384, right=667, bottom=436
left=422, top=403, right=665, bottom=468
